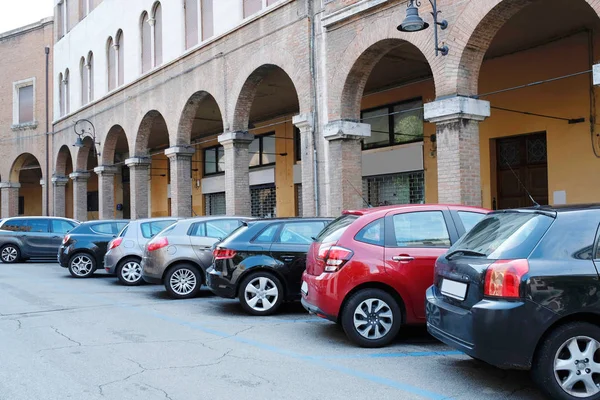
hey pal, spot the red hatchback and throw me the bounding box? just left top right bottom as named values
left=301, top=204, right=489, bottom=348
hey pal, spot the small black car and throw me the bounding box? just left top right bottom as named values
left=207, top=217, right=333, bottom=315
left=58, top=220, right=129, bottom=278
left=425, top=205, right=600, bottom=400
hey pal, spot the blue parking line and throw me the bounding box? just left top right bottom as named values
left=15, top=276, right=454, bottom=400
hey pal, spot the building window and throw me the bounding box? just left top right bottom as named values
left=201, top=0, right=214, bottom=40
left=141, top=11, right=151, bottom=73
left=116, top=30, right=124, bottom=86
left=80, top=57, right=88, bottom=105
left=12, top=78, right=35, bottom=127
left=87, top=191, right=99, bottom=212
left=57, top=2, right=64, bottom=38
left=243, top=0, right=262, bottom=18
left=107, top=37, right=116, bottom=91
left=294, top=127, right=301, bottom=162
left=185, top=0, right=199, bottom=49
left=361, top=98, right=423, bottom=150
left=87, top=51, right=94, bottom=101
left=153, top=2, right=163, bottom=67
left=205, top=192, right=225, bottom=215
left=251, top=184, right=276, bottom=218
left=203, top=145, right=224, bottom=176
left=363, top=171, right=425, bottom=207
left=249, top=133, right=276, bottom=168
left=63, top=0, right=69, bottom=35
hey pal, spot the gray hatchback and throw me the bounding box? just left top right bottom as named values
left=104, top=217, right=179, bottom=285
left=142, top=216, right=251, bottom=299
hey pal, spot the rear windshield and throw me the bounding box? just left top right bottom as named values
left=218, top=224, right=249, bottom=247
left=450, top=211, right=554, bottom=260
left=316, top=215, right=359, bottom=243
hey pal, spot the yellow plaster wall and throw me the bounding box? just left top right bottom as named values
left=19, top=185, right=42, bottom=216
left=151, top=153, right=170, bottom=217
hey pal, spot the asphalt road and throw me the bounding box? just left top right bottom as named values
left=0, top=262, right=546, bottom=400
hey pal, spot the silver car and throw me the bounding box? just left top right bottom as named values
left=141, top=216, right=251, bottom=299
left=104, top=217, right=179, bottom=285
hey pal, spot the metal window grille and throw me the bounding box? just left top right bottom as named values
left=251, top=184, right=276, bottom=218
left=295, top=184, right=302, bottom=216
left=363, top=171, right=425, bottom=207
left=205, top=192, right=226, bottom=216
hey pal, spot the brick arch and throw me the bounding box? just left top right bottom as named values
left=55, top=145, right=73, bottom=176
left=176, top=91, right=225, bottom=146
left=10, top=153, right=43, bottom=182
left=75, top=136, right=97, bottom=172
left=447, top=0, right=600, bottom=97
left=102, top=125, right=128, bottom=165
left=228, top=49, right=308, bottom=132
left=134, top=110, right=169, bottom=156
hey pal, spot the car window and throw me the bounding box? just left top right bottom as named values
left=392, top=211, right=450, bottom=248
left=91, top=222, right=115, bottom=235
left=28, top=219, right=49, bottom=233
left=206, top=220, right=241, bottom=239
left=189, top=223, right=206, bottom=237
left=458, top=211, right=486, bottom=233
left=52, top=219, right=75, bottom=234
left=2, top=219, right=31, bottom=232
left=355, top=218, right=384, bottom=246
left=316, top=215, right=359, bottom=243
left=115, top=222, right=128, bottom=233
left=279, top=222, right=324, bottom=244
left=118, top=225, right=129, bottom=237
left=254, top=224, right=280, bottom=243
left=141, top=220, right=176, bottom=239
left=156, top=224, right=177, bottom=237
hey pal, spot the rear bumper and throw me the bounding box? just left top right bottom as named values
left=301, top=298, right=337, bottom=322
left=425, top=285, right=555, bottom=370
left=141, top=254, right=164, bottom=284
left=300, top=271, right=343, bottom=322
left=206, top=266, right=236, bottom=299
left=103, top=248, right=123, bottom=274
left=57, top=245, right=70, bottom=268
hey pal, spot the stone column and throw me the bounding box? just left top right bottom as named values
left=125, top=157, right=151, bottom=219
left=70, top=171, right=90, bottom=221
left=424, top=96, right=490, bottom=206
left=52, top=175, right=69, bottom=217
left=323, top=121, right=370, bottom=216
left=94, top=165, right=119, bottom=220
left=0, top=183, right=20, bottom=218
left=293, top=113, right=316, bottom=217
left=218, top=131, right=253, bottom=216
left=165, top=146, right=195, bottom=217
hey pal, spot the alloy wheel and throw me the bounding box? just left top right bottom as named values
left=1, top=246, right=18, bottom=263
left=70, top=255, right=93, bottom=277
left=554, top=336, right=600, bottom=398
left=353, top=298, right=394, bottom=340
left=169, top=268, right=197, bottom=296
left=121, top=261, right=142, bottom=283
left=244, top=277, right=279, bottom=312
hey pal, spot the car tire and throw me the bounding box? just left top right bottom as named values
left=0, top=244, right=21, bottom=264
left=117, top=257, right=143, bottom=286
left=532, top=322, right=600, bottom=400
left=164, top=264, right=202, bottom=299
left=341, top=288, right=402, bottom=348
left=238, top=271, right=284, bottom=316
left=68, top=253, right=96, bottom=278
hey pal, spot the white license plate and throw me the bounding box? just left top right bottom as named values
left=441, top=279, right=467, bottom=301
left=301, top=281, right=308, bottom=296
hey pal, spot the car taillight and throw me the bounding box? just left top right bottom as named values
left=318, top=245, right=353, bottom=273
left=108, top=237, right=123, bottom=250
left=147, top=237, right=168, bottom=252
left=213, top=248, right=236, bottom=260
left=484, top=259, right=529, bottom=298
left=62, top=235, right=70, bottom=245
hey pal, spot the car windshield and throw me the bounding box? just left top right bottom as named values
left=449, top=211, right=554, bottom=260
left=316, top=215, right=359, bottom=243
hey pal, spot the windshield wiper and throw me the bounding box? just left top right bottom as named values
left=446, top=249, right=487, bottom=260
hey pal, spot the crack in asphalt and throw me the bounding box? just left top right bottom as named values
left=206, top=326, right=254, bottom=343
left=51, top=327, right=82, bottom=347
left=144, top=383, right=174, bottom=400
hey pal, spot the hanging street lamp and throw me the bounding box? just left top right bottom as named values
left=397, top=0, right=449, bottom=56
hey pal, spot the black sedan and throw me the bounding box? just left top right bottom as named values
left=426, top=205, right=600, bottom=400
left=207, top=217, right=332, bottom=315
left=58, top=220, right=129, bottom=278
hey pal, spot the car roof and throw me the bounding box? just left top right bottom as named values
left=342, top=204, right=490, bottom=217
left=246, top=217, right=333, bottom=225
left=80, top=220, right=129, bottom=225
left=128, top=217, right=181, bottom=224
left=501, top=204, right=600, bottom=214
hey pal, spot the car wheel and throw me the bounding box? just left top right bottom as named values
left=68, top=253, right=96, bottom=278
left=0, top=244, right=20, bottom=264
left=238, top=272, right=283, bottom=316
left=165, top=264, right=202, bottom=299
left=117, top=258, right=143, bottom=286
left=341, top=288, right=402, bottom=348
left=532, top=322, right=600, bottom=400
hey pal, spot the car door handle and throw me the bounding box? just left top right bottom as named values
left=392, top=255, right=414, bottom=262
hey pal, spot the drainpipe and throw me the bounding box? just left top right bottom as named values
left=308, top=0, right=320, bottom=215
left=45, top=46, right=50, bottom=216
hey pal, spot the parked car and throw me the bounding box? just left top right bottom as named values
left=104, top=217, right=179, bottom=285
left=58, top=220, right=129, bottom=278
left=207, top=217, right=333, bottom=315
left=142, top=216, right=252, bottom=299
left=426, top=205, right=600, bottom=400
left=300, top=205, right=489, bottom=347
left=0, top=217, right=78, bottom=263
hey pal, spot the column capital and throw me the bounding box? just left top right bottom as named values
left=94, top=165, right=119, bottom=176
left=125, top=157, right=151, bottom=167
left=323, top=120, right=370, bottom=141
left=165, top=146, right=196, bottom=158
left=293, top=113, right=314, bottom=130
left=52, top=175, right=69, bottom=186
left=70, top=171, right=91, bottom=181
left=39, top=179, right=46, bottom=187
left=218, top=131, right=254, bottom=146
left=0, top=182, right=21, bottom=189
left=424, top=96, right=490, bottom=124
